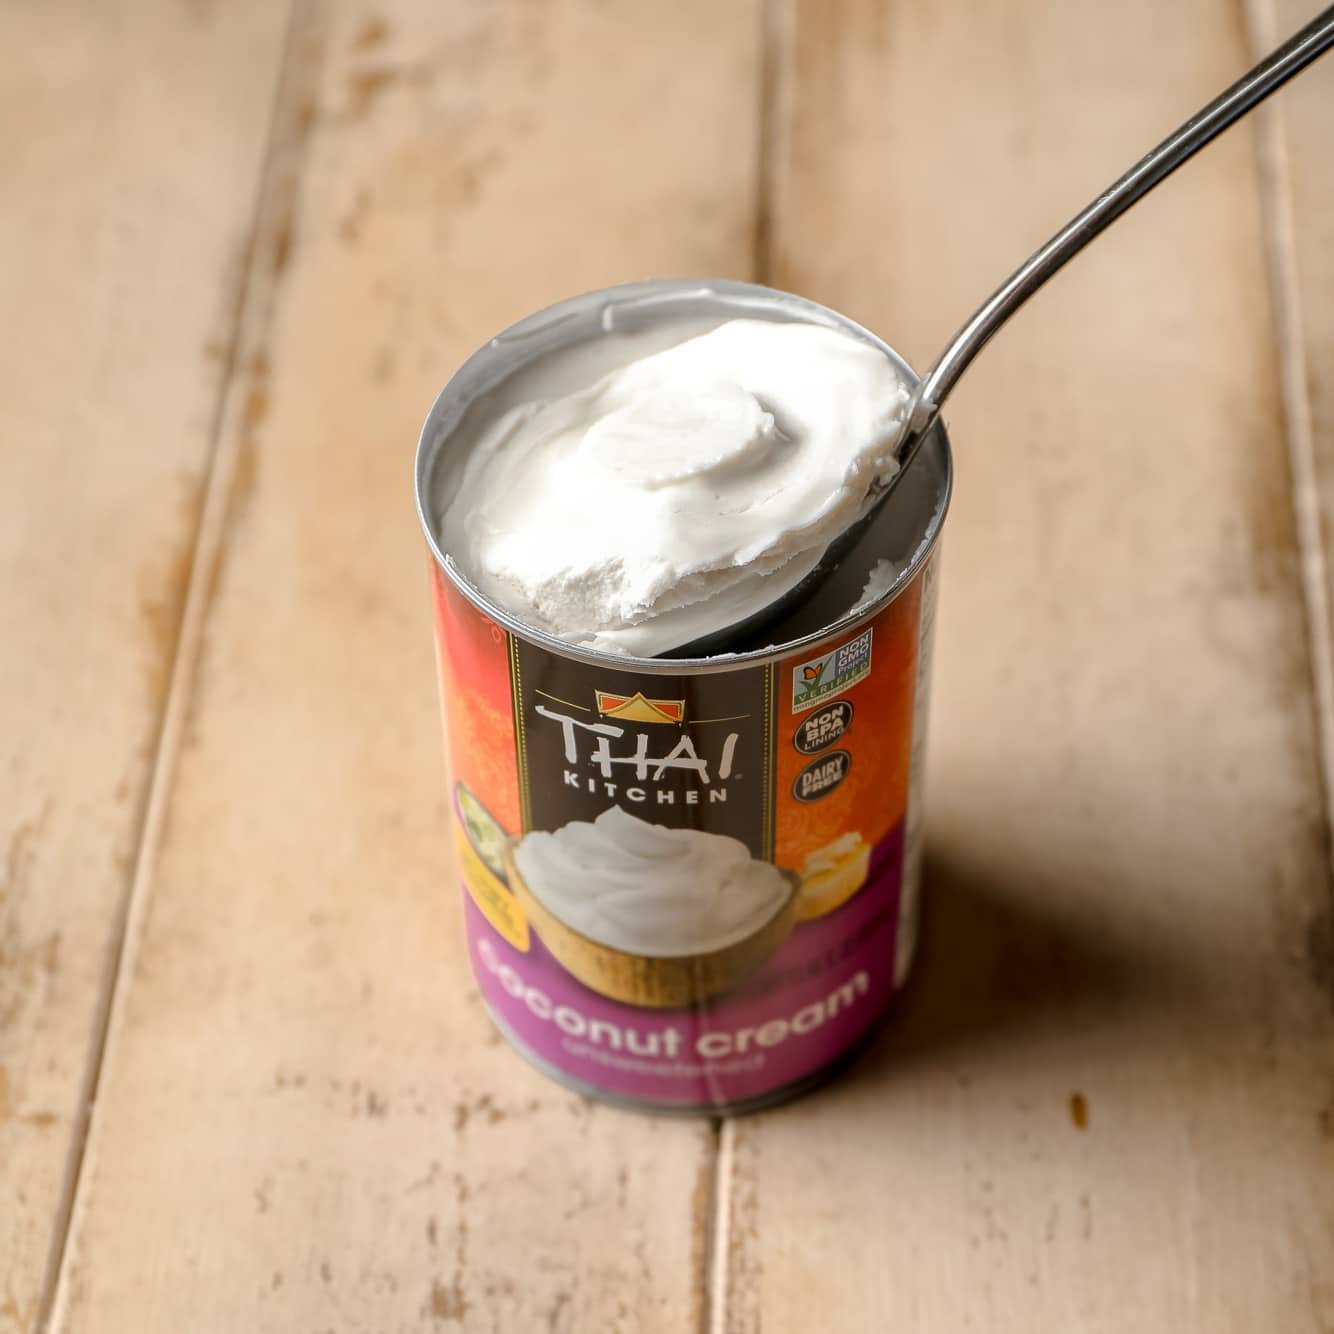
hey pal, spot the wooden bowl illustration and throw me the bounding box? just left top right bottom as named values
left=504, top=846, right=800, bottom=1009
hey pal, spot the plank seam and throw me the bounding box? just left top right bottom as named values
left=37, top=4, right=309, bottom=1328
left=752, top=0, right=787, bottom=285
left=707, top=1118, right=737, bottom=1334
left=1243, top=0, right=1334, bottom=882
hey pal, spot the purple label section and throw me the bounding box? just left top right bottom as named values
left=465, top=824, right=904, bottom=1107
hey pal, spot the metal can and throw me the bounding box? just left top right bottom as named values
left=415, top=280, right=951, bottom=1113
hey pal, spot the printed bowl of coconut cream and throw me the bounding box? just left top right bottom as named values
left=417, top=280, right=951, bottom=1113
left=506, top=807, right=800, bottom=1008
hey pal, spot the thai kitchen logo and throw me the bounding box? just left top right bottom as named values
left=510, top=635, right=774, bottom=854
left=534, top=689, right=735, bottom=796
left=791, top=627, right=874, bottom=713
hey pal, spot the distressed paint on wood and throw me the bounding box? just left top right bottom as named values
left=0, top=4, right=292, bottom=1329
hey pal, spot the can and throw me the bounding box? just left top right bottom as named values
left=415, top=280, right=951, bottom=1113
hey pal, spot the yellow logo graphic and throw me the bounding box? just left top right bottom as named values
left=594, top=690, right=686, bottom=725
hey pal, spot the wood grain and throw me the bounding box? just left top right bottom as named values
left=0, top=5, right=291, bottom=1330
left=44, top=3, right=763, bottom=1331
left=719, top=0, right=1334, bottom=1329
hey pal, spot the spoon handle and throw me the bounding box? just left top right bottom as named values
left=897, top=2, right=1334, bottom=459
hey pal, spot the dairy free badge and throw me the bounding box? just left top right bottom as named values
left=791, top=627, right=873, bottom=713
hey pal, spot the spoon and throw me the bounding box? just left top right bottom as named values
left=667, top=2, right=1334, bottom=659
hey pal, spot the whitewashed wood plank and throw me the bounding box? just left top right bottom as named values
left=721, top=1, right=1334, bottom=1329
left=47, top=3, right=764, bottom=1331
left=0, top=5, right=291, bottom=1330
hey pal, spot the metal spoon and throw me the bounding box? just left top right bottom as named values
left=667, top=3, right=1334, bottom=659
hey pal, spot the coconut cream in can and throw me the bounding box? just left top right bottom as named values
left=415, top=280, right=951, bottom=1112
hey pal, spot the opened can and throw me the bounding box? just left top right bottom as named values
left=415, top=280, right=951, bottom=1113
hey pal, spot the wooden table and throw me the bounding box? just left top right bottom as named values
left=4, top=2, right=1333, bottom=1329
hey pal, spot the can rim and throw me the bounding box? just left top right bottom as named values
left=414, top=278, right=953, bottom=676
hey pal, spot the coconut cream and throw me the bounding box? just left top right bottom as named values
left=437, top=319, right=911, bottom=656
left=513, top=805, right=791, bottom=957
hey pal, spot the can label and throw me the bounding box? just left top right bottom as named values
left=432, top=562, right=934, bottom=1108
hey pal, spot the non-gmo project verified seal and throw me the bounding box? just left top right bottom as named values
left=791, top=627, right=873, bottom=713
